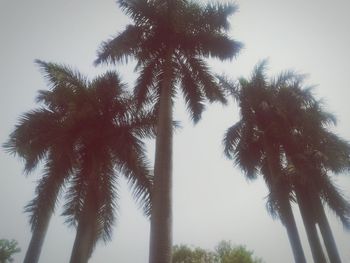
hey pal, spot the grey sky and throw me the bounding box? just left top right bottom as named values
left=0, top=0, right=349, bottom=262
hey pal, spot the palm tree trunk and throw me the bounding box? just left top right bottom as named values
left=280, top=194, right=307, bottom=263
left=23, top=212, right=52, bottom=263
left=263, top=139, right=306, bottom=263
left=315, top=197, right=342, bottom=263
left=296, top=188, right=327, bottom=263
left=69, top=192, right=96, bottom=263
left=69, top=217, right=94, bottom=263
left=149, top=53, right=174, bottom=263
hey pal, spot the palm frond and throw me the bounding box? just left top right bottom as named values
left=185, top=56, right=227, bottom=104
left=117, top=0, right=160, bottom=26
left=320, top=176, right=350, bottom=229
left=35, top=60, right=88, bottom=92
left=95, top=25, right=144, bottom=65
left=202, top=2, right=238, bottom=31
left=25, top=151, right=73, bottom=230
left=223, top=121, right=243, bottom=159
left=216, top=74, right=239, bottom=101
left=185, top=32, right=242, bottom=60
left=3, top=109, right=60, bottom=174
left=113, top=136, right=153, bottom=217
left=62, top=170, right=88, bottom=227
left=133, top=56, right=161, bottom=108
left=178, top=58, right=205, bottom=123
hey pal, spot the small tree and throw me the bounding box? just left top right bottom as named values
left=0, top=239, right=21, bottom=263
left=172, top=241, right=264, bottom=263
left=215, top=241, right=264, bottom=263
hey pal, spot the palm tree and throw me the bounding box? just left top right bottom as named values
left=286, top=133, right=350, bottom=263
left=95, top=1, right=242, bottom=261
left=4, top=61, right=155, bottom=263
left=223, top=62, right=350, bottom=263
left=223, top=62, right=307, bottom=263
left=271, top=80, right=350, bottom=263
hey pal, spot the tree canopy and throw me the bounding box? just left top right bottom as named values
left=172, top=241, right=264, bottom=263
left=0, top=239, right=20, bottom=263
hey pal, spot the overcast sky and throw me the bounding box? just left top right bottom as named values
left=1, top=0, right=350, bottom=262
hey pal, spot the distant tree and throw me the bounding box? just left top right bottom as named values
left=0, top=239, right=20, bottom=263
left=215, top=241, right=264, bottom=263
left=172, top=244, right=216, bottom=263
left=172, top=241, right=264, bottom=263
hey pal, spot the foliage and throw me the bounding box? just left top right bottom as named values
left=223, top=61, right=350, bottom=222
left=215, top=241, right=264, bottom=263
left=0, top=239, right=20, bottom=263
left=222, top=61, right=350, bottom=263
left=172, top=241, right=264, bottom=263
left=95, top=0, right=243, bottom=121
left=4, top=61, right=155, bottom=261
left=95, top=1, right=242, bottom=261
left=173, top=245, right=216, bottom=263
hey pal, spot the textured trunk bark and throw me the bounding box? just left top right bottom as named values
left=280, top=195, right=307, bottom=263
left=263, top=139, right=306, bottom=263
left=149, top=53, right=173, bottom=263
left=296, top=188, right=327, bottom=263
left=23, top=212, right=52, bottom=263
left=315, top=197, right=342, bottom=263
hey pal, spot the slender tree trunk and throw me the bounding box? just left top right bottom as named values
left=23, top=212, right=52, bottom=263
left=296, top=188, right=327, bottom=263
left=315, top=197, right=342, bottom=263
left=69, top=217, right=94, bottom=263
left=280, top=194, right=307, bottom=263
left=263, top=139, right=306, bottom=263
left=149, top=53, right=173, bottom=263
left=70, top=192, right=96, bottom=263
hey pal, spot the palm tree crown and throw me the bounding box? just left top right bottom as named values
left=96, top=0, right=242, bottom=122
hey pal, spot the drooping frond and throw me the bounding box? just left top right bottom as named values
left=96, top=164, right=119, bottom=242
left=95, top=25, right=145, bottom=65
left=25, top=150, right=73, bottom=230
left=113, top=135, right=153, bottom=217
left=177, top=57, right=205, bottom=123
left=3, top=109, right=60, bottom=174
left=62, top=170, right=88, bottom=227
left=223, top=121, right=243, bottom=159
left=133, top=56, right=161, bottom=108
left=216, top=74, right=239, bottom=101
left=185, top=56, right=227, bottom=104
left=320, top=176, right=350, bottom=229
left=182, top=31, right=242, bottom=60
left=233, top=127, right=263, bottom=180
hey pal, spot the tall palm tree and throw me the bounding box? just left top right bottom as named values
left=4, top=61, right=155, bottom=263
left=286, top=135, right=350, bottom=263
left=95, top=1, right=242, bottom=261
left=223, top=62, right=350, bottom=263
left=223, top=62, right=307, bottom=263
left=271, top=79, right=350, bottom=263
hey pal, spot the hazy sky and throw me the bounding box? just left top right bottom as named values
left=1, top=0, right=350, bottom=262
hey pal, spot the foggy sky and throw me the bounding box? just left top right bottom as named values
left=1, top=0, right=350, bottom=262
